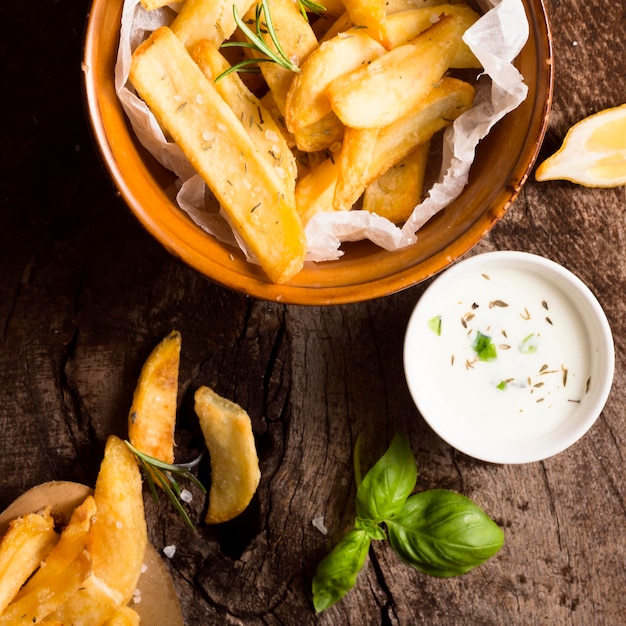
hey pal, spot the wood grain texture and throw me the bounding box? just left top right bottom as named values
left=0, top=0, right=625, bottom=624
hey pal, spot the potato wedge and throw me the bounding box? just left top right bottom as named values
left=6, top=496, right=97, bottom=618
left=139, top=0, right=171, bottom=9
left=0, top=509, right=58, bottom=614
left=386, top=5, right=482, bottom=69
left=129, top=330, right=181, bottom=466
left=341, top=0, right=389, bottom=47
left=194, top=386, right=261, bottom=524
left=51, top=436, right=147, bottom=624
left=326, top=15, right=465, bottom=129
left=243, top=0, right=319, bottom=116
left=191, top=40, right=297, bottom=188
left=130, top=26, right=306, bottom=284
left=88, top=436, right=147, bottom=604
left=363, top=140, right=431, bottom=224
left=171, top=0, right=257, bottom=49
left=0, top=550, right=92, bottom=624
left=334, top=77, right=475, bottom=210
left=293, top=111, right=345, bottom=153
left=295, top=156, right=342, bottom=225
left=285, top=28, right=386, bottom=133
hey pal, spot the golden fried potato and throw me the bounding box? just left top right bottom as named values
left=334, top=77, right=475, bottom=210
left=129, top=330, right=181, bottom=466
left=0, top=508, right=58, bottom=614
left=194, top=386, right=261, bottom=524
left=340, top=0, right=389, bottom=47
left=285, top=28, right=386, bottom=133
left=363, top=140, right=431, bottom=224
left=242, top=0, right=319, bottom=116
left=295, top=156, right=342, bottom=225
left=51, top=436, right=147, bottom=624
left=191, top=40, right=297, bottom=188
left=326, top=15, right=465, bottom=129
left=171, top=0, right=257, bottom=49
left=130, top=26, right=306, bottom=284
left=1, top=497, right=97, bottom=623
left=292, top=112, right=345, bottom=153
left=102, top=605, right=141, bottom=626
left=0, top=550, right=91, bottom=624
left=386, top=5, right=482, bottom=68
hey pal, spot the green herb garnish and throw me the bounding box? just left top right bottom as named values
left=519, top=333, right=538, bottom=354
left=311, top=432, right=504, bottom=612
left=472, top=331, right=497, bottom=361
left=125, top=440, right=206, bottom=530
left=216, top=0, right=302, bottom=81
left=428, top=315, right=442, bottom=336
left=297, top=0, right=327, bottom=20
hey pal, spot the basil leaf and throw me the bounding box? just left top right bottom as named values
left=386, top=489, right=504, bottom=577
left=355, top=431, right=417, bottom=522
left=355, top=517, right=387, bottom=541
left=312, top=529, right=371, bottom=612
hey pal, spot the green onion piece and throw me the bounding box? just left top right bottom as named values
left=428, top=315, right=442, bottom=336
left=472, top=331, right=497, bottom=361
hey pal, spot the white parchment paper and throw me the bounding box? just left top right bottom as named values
left=115, top=0, right=530, bottom=263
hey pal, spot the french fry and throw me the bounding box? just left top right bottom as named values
left=242, top=0, right=319, bottom=116
left=326, top=15, right=465, bottom=129
left=317, top=11, right=354, bottom=44
left=340, top=0, right=389, bottom=47
left=0, top=509, right=58, bottom=614
left=0, top=550, right=92, bottom=624
left=285, top=28, right=386, bottom=133
left=362, top=140, right=431, bottom=224
left=292, top=111, right=344, bottom=153
left=194, top=386, right=261, bottom=525
left=128, top=330, right=181, bottom=466
left=46, top=577, right=123, bottom=626
left=51, top=436, right=147, bottom=624
left=139, top=0, right=175, bottom=10
left=384, top=0, right=448, bottom=13
left=2, top=496, right=98, bottom=623
left=191, top=40, right=298, bottom=188
left=295, top=156, right=342, bottom=225
left=171, top=0, right=257, bottom=49
left=386, top=5, right=482, bottom=69
left=88, top=436, right=147, bottom=604
left=334, top=77, right=475, bottom=210
left=129, top=26, right=306, bottom=284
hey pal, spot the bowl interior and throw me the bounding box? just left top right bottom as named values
left=403, top=251, right=615, bottom=463
left=83, top=0, right=553, bottom=304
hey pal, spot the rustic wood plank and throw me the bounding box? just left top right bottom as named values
left=0, top=0, right=624, bottom=624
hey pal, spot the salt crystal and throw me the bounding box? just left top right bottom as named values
left=163, top=545, right=177, bottom=558
left=312, top=516, right=328, bottom=535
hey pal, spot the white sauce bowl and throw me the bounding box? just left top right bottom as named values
left=404, top=251, right=614, bottom=463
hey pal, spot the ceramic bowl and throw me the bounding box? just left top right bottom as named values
left=83, top=0, right=553, bottom=305
left=403, top=251, right=615, bottom=463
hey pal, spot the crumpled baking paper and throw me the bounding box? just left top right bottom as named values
left=115, top=0, right=529, bottom=263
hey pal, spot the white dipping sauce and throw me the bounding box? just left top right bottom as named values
left=418, top=267, right=591, bottom=444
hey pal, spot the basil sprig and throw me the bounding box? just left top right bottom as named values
left=312, top=432, right=504, bottom=612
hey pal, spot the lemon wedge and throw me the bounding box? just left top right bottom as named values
left=535, top=104, right=626, bottom=187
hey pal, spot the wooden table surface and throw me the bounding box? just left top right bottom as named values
left=2, top=0, right=625, bottom=624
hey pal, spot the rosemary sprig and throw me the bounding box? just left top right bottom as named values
left=298, top=0, right=327, bottom=20
left=217, top=0, right=301, bottom=81
left=125, top=440, right=206, bottom=530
